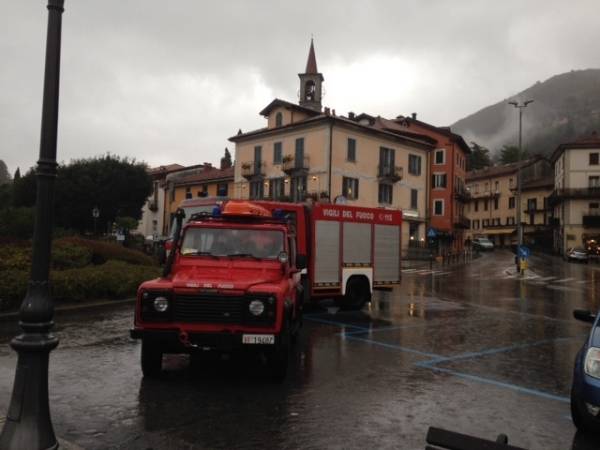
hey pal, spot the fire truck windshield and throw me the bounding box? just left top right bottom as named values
left=180, top=227, right=285, bottom=260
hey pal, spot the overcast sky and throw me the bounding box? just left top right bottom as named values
left=2, top=0, right=599, bottom=174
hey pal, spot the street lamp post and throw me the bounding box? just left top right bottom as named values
left=0, top=1, right=65, bottom=449
left=508, top=99, right=533, bottom=274
left=92, top=206, right=100, bottom=235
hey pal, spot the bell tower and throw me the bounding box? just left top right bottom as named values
left=299, top=39, right=324, bottom=112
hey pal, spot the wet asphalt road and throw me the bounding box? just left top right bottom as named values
left=1, top=250, right=600, bottom=449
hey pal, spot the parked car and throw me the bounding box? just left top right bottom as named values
left=571, top=309, right=600, bottom=433
left=472, top=237, right=494, bottom=251
left=566, top=247, right=589, bottom=263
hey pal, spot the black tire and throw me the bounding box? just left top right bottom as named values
left=571, top=389, right=600, bottom=433
left=268, top=324, right=290, bottom=382
left=340, top=277, right=371, bottom=310
left=141, top=338, right=163, bottom=377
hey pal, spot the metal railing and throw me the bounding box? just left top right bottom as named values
left=282, top=155, right=310, bottom=173
left=241, top=160, right=265, bottom=178
left=377, top=165, right=403, bottom=182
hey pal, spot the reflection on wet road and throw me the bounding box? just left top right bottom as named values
left=1, top=250, right=599, bottom=449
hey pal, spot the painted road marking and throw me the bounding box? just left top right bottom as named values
left=401, top=269, right=419, bottom=273
left=552, top=277, right=576, bottom=283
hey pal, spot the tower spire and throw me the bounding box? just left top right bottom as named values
left=299, top=38, right=324, bottom=111
left=305, top=38, right=318, bottom=74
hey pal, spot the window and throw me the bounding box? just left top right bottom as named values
left=342, top=177, right=359, bottom=200
left=295, top=138, right=304, bottom=165
left=432, top=173, right=447, bottom=188
left=379, top=147, right=395, bottom=174
left=484, top=182, right=489, bottom=192
left=527, top=199, right=537, bottom=212
left=509, top=197, right=515, bottom=209
left=275, top=112, right=283, bottom=127
left=591, top=202, right=600, bottom=210
left=347, top=138, right=356, bottom=162
left=494, top=198, right=499, bottom=210
left=509, top=178, right=514, bottom=188
left=273, top=142, right=282, bottom=164
left=217, top=183, right=228, bottom=197
left=249, top=181, right=263, bottom=200
left=494, top=181, right=499, bottom=192
left=484, top=199, right=488, bottom=211
left=197, top=185, right=208, bottom=197
left=269, top=178, right=285, bottom=200
left=474, top=184, right=479, bottom=194
left=590, top=153, right=599, bottom=165
left=434, top=149, right=445, bottom=165
left=409, top=222, right=419, bottom=241
left=378, top=184, right=393, bottom=204
left=408, top=154, right=421, bottom=175
left=254, top=145, right=262, bottom=163
left=473, top=219, right=480, bottom=229
left=434, top=199, right=444, bottom=216
left=291, top=176, right=307, bottom=202
left=185, top=187, right=192, bottom=199
left=483, top=219, right=489, bottom=227
left=590, top=176, right=600, bottom=188
left=474, top=200, right=479, bottom=212
left=410, top=189, right=418, bottom=209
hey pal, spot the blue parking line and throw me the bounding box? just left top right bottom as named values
left=303, top=316, right=367, bottom=330
left=343, top=335, right=442, bottom=358
left=421, top=335, right=584, bottom=366
left=423, top=365, right=570, bottom=404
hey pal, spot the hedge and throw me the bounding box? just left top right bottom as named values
left=0, top=260, right=161, bottom=311
left=56, top=237, right=155, bottom=266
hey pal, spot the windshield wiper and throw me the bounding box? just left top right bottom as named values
left=226, top=253, right=261, bottom=260
left=183, top=251, right=219, bottom=259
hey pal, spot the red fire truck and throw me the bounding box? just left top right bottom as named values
left=130, top=200, right=402, bottom=379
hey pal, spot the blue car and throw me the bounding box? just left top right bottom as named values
left=571, top=309, right=600, bottom=433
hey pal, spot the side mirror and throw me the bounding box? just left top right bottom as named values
left=574, top=309, right=596, bottom=324
left=296, top=254, right=307, bottom=270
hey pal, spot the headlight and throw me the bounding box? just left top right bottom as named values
left=249, top=300, right=265, bottom=316
left=585, top=347, right=600, bottom=379
left=153, top=296, right=169, bottom=312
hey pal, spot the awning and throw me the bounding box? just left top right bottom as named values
left=486, top=229, right=516, bottom=235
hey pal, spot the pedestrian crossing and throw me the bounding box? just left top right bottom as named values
left=401, top=268, right=453, bottom=277
left=498, top=268, right=593, bottom=289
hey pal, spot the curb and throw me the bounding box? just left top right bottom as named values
left=0, top=298, right=135, bottom=322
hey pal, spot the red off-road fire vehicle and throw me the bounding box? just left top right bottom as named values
left=130, top=200, right=402, bottom=379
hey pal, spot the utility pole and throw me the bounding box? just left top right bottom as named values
left=508, top=100, right=533, bottom=275
left=0, top=1, right=65, bottom=449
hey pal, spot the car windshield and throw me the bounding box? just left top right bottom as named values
left=478, top=239, right=492, bottom=244
left=180, top=227, right=284, bottom=259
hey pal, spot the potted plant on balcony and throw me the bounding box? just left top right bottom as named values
left=282, top=155, right=293, bottom=164
left=241, top=162, right=252, bottom=170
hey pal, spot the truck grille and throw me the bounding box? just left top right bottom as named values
left=173, top=294, right=245, bottom=324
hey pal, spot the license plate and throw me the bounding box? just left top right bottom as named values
left=242, top=334, right=275, bottom=345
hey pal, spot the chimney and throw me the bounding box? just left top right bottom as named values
left=411, top=112, right=417, bottom=120
left=348, top=111, right=355, bottom=120
left=203, top=162, right=212, bottom=169
left=332, top=109, right=336, bottom=116
left=324, top=107, right=330, bottom=116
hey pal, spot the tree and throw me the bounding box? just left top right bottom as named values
left=0, top=160, right=11, bottom=185
left=220, top=147, right=232, bottom=169
left=12, top=155, right=152, bottom=234
left=498, top=145, right=528, bottom=165
left=14, top=167, right=21, bottom=181
left=468, top=142, right=492, bottom=170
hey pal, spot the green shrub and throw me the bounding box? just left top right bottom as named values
left=0, top=261, right=160, bottom=310
left=56, top=236, right=155, bottom=266
left=0, top=207, right=35, bottom=239
left=1, top=241, right=93, bottom=272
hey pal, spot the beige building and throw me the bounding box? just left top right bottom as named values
left=466, top=157, right=553, bottom=248
left=550, top=133, right=600, bottom=254
left=229, top=41, right=434, bottom=251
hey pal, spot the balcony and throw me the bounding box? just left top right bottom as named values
left=377, top=165, right=403, bottom=183
left=453, top=216, right=470, bottom=229
left=147, top=199, right=158, bottom=212
left=549, top=187, right=600, bottom=205
left=549, top=217, right=560, bottom=227
left=282, top=155, right=310, bottom=175
left=583, top=210, right=600, bottom=228
left=241, top=161, right=265, bottom=179
left=454, top=186, right=471, bottom=202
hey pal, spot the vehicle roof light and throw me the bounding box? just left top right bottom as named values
left=212, top=206, right=221, bottom=217
left=221, top=201, right=271, bottom=217
left=272, top=208, right=285, bottom=219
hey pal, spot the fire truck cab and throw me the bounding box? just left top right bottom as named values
left=131, top=201, right=303, bottom=379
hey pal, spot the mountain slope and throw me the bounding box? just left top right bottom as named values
left=451, top=69, right=600, bottom=156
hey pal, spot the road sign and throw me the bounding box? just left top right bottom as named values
left=427, top=228, right=437, bottom=239
left=518, top=245, right=530, bottom=258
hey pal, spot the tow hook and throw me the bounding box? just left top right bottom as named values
left=179, top=331, right=198, bottom=348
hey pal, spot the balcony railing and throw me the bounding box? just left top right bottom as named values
left=377, top=165, right=403, bottom=182
left=453, top=216, right=470, bottom=229
left=282, top=155, right=310, bottom=174
left=470, top=190, right=500, bottom=199
left=549, top=187, right=600, bottom=205
left=241, top=161, right=265, bottom=179
left=454, top=186, right=471, bottom=202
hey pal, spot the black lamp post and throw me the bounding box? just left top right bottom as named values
left=0, top=1, right=65, bottom=449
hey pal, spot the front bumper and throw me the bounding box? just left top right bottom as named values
left=130, top=328, right=282, bottom=352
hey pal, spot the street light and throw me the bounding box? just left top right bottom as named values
left=92, top=206, right=100, bottom=235
left=0, top=1, right=65, bottom=449
left=508, top=99, right=533, bottom=272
